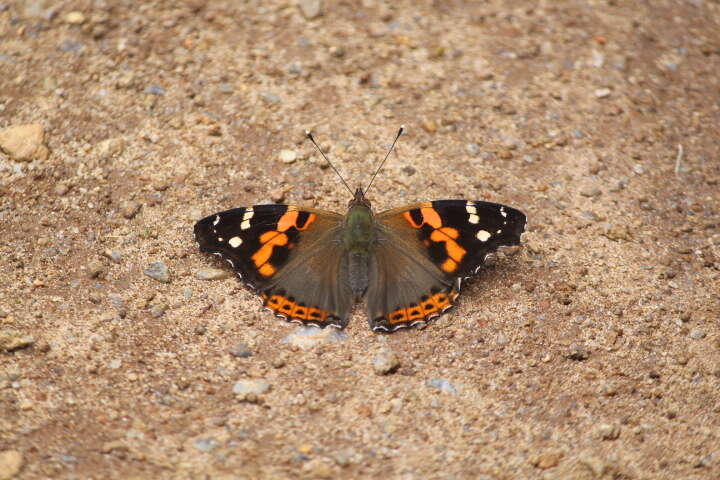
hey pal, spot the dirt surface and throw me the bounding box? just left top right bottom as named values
left=1, top=1, right=720, bottom=478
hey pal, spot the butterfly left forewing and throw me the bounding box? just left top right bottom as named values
left=194, top=204, right=352, bottom=328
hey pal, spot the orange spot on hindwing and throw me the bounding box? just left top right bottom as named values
left=264, top=294, right=332, bottom=324
left=385, top=290, right=458, bottom=325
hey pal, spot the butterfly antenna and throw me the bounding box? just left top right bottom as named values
left=365, top=125, right=404, bottom=195
left=305, top=130, right=354, bottom=196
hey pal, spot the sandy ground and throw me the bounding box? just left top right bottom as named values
left=1, top=0, right=719, bottom=478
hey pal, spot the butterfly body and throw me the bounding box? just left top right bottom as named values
left=195, top=186, right=526, bottom=332
left=343, top=188, right=377, bottom=299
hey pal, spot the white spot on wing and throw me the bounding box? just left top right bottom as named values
left=467, top=202, right=479, bottom=224
left=476, top=230, right=491, bottom=242
left=229, top=236, right=242, bottom=248
left=500, top=206, right=507, bottom=217
left=212, top=215, right=220, bottom=226
left=240, top=209, right=254, bottom=230
left=218, top=237, right=224, bottom=242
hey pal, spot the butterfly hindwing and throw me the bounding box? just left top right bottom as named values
left=365, top=220, right=459, bottom=331
left=367, top=200, right=526, bottom=331
left=194, top=205, right=352, bottom=327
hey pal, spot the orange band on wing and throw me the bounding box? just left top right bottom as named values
left=277, top=210, right=317, bottom=232
left=386, top=290, right=457, bottom=325
left=441, top=258, right=458, bottom=273
left=429, top=226, right=466, bottom=268
left=264, top=295, right=332, bottom=323
left=252, top=231, right=288, bottom=275
left=420, top=207, right=442, bottom=229
left=403, top=204, right=442, bottom=229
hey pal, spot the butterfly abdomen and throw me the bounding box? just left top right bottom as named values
left=342, top=204, right=376, bottom=299
left=347, top=251, right=370, bottom=298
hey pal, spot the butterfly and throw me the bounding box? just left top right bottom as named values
left=194, top=127, right=526, bottom=332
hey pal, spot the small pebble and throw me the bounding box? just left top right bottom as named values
left=302, top=458, right=334, bottom=478
left=0, top=329, right=35, bottom=352
left=260, top=92, right=280, bottom=104
left=144, top=84, right=165, bottom=95
left=594, top=88, right=611, bottom=98
left=532, top=452, right=563, bottom=469
left=95, top=137, right=124, bottom=160
left=270, top=188, right=285, bottom=203
left=282, top=327, right=347, bottom=350
left=143, top=262, right=170, bottom=283
left=101, top=440, right=129, bottom=454
left=0, top=450, right=24, bottom=478
left=108, top=359, right=122, bottom=369
left=298, top=0, right=323, bottom=19
left=102, top=249, right=122, bottom=264
left=121, top=201, right=142, bottom=219
left=149, top=302, right=167, bottom=318
left=229, top=343, right=253, bottom=358
left=86, top=261, right=105, bottom=279
left=565, top=344, right=590, bottom=361
left=54, top=184, right=70, bottom=196
left=64, top=11, right=85, bottom=24
left=278, top=149, right=298, bottom=164
left=596, top=423, right=621, bottom=440
left=233, top=379, right=271, bottom=397
left=193, top=437, right=218, bottom=453
left=373, top=348, right=400, bottom=375
left=580, top=187, right=602, bottom=198
left=690, top=329, right=706, bottom=340
left=59, top=40, right=84, bottom=53
left=0, top=124, right=44, bottom=161
left=604, top=223, right=631, bottom=241
left=427, top=378, right=457, bottom=394
left=195, top=268, right=231, bottom=280
left=421, top=119, right=437, bottom=133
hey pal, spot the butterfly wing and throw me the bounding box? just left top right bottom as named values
left=368, top=200, right=526, bottom=331
left=194, top=205, right=353, bottom=328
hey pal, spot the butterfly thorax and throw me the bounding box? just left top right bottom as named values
left=343, top=189, right=376, bottom=298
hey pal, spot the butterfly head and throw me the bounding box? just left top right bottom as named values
left=349, top=187, right=372, bottom=209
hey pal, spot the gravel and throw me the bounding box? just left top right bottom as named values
left=143, top=262, right=170, bottom=283
left=426, top=378, right=458, bottom=395
left=281, top=327, right=347, bottom=350
left=372, top=348, right=400, bottom=375
left=195, top=268, right=231, bottom=280
left=0, top=124, right=44, bottom=161
left=229, top=343, right=253, bottom=358
left=233, top=379, right=271, bottom=398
